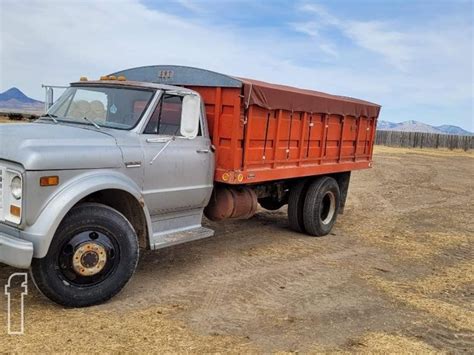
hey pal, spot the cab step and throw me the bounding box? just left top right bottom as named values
left=151, top=226, right=214, bottom=250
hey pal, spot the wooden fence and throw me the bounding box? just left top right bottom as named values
left=375, top=130, right=473, bottom=151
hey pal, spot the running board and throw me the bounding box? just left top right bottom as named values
left=151, top=226, right=215, bottom=250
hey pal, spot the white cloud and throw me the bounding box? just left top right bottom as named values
left=343, top=21, right=412, bottom=71
left=0, top=0, right=472, bottom=129
left=295, top=5, right=414, bottom=70
left=0, top=0, right=365, bottom=97
left=292, top=3, right=473, bottom=119
left=299, top=3, right=340, bottom=26
left=289, top=21, right=339, bottom=56
left=174, top=0, right=206, bottom=14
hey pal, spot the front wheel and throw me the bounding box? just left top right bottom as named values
left=31, top=203, right=139, bottom=307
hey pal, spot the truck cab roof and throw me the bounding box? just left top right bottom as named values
left=70, top=79, right=199, bottom=96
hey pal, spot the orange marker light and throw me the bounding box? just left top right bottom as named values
left=40, top=176, right=59, bottom=187
left=117, top=76, right=127, bottom=81
left=10, top=205, right=21, bottom=217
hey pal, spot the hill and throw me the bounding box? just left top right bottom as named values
left=434, top=124, right=472, bottom=136
left=378, top=120, right=472, bottom=136
left=0, top=87, right=44, bottom=113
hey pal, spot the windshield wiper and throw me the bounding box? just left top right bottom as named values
left=37, top=113, right=58, bottom=124
left=82, top=116, right=101, bottom=130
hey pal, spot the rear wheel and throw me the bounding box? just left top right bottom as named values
left=287, top=179, right=310, bottom=233
left=31, top=203, right=139, bottom=307
left=303, top=177, right=340, bottom=236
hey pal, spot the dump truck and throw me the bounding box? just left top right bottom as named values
left=0, top=66, right=380, bottom=307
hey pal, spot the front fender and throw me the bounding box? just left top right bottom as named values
left=22, top=170, right=152, bottom=258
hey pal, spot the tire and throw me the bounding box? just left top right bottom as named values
left=31, top=203, right=139, bottom=307
left=287, top=179, right=310, bottom=233
left=258, top=197, right=285, bottom=211
left=303, top=177, right=340, bottom=237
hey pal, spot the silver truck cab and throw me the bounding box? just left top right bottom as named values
left=0, top=78, right=215, bottom=307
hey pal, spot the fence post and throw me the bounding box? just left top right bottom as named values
left=375, top=131, right=472, bottom=150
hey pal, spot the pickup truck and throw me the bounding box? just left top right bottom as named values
left=0, top=65, right=380, bottom=307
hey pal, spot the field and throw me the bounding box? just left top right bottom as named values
left=0, top=116, right=14, bottom=124
left=0, top=146, right=473, bottom=352
left=0, top=116, right=30, bottom=124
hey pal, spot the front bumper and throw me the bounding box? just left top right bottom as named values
left=0, top=227, right=33, bottom=269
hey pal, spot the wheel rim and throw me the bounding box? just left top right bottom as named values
left=57, top=230, right=120, bottom=286
left=72, top=242, right=108, bottom=276
left=320, top=191, right=336, bottom=225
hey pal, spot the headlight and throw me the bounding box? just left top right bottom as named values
left=11, top=176, right=22, bottom=200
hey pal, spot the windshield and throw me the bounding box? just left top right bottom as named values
left=47, top=86, right=154, bottom=130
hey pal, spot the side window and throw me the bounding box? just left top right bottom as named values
left=144, top=101, right=162, bottom=134
left=144, top=95, right=183, bottom=135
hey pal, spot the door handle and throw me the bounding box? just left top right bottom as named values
left=196, top=149, right=210, bottom=154
left=147, top=137, right=172, bottom=143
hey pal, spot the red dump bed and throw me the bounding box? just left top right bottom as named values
left=189, top=81, right=380, bottom=185
left=113, top=66, right=381, bottom=185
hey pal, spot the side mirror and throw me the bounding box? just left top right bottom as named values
left=180, top=95, right=201, bottom=138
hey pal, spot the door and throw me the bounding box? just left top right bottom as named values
left=140, top=93, right=214, bottom=216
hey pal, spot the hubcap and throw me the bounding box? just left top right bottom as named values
left=72, top=242, right=107, bottom=276
left=320, top=191, right=336, bottom=225
left=58, top=230, right=119, bottom=286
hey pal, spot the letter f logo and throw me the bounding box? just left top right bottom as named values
left=5, top=273, right=28, bottom=335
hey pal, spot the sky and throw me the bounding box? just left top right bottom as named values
left=0, top=0, right=473, bottom=130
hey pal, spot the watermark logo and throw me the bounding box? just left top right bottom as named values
left=5, top=273, right=28, bottom=335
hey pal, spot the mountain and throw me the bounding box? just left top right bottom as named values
left=376, top=120, right=399, bottom=130
left=435, top=124, right=473, bottom=136
left=377, top=120, right=473, bottom=136
left=389, top=120, right=440, bottom=133
left=0, top=87, right=40, bottom=104
left=0, top=87, right=44, bottom=113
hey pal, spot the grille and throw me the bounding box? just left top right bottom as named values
left=0, top=167, right=4, bottom=221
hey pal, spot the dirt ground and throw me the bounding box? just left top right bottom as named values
left=0, top=146, right=472, bottom=352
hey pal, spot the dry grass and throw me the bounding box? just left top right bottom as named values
left=353, top=332, right=438, bottom=353
left=374, top=145, right=473, bottom=158
left=0, top=141, right=472, bottom=352
left=307, top=332, right=439, bottom=353
left=0, top=303, right=258, bottom=353
left=414, top=261, right=474, bottom=294
left=0, top=115, right=28, bottom=124
left=364, top=271, right=474, bottom=332
left=366, top=232, right=470, bottom=260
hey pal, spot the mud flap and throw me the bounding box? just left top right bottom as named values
left=334, top=172, right=351, bottom=214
